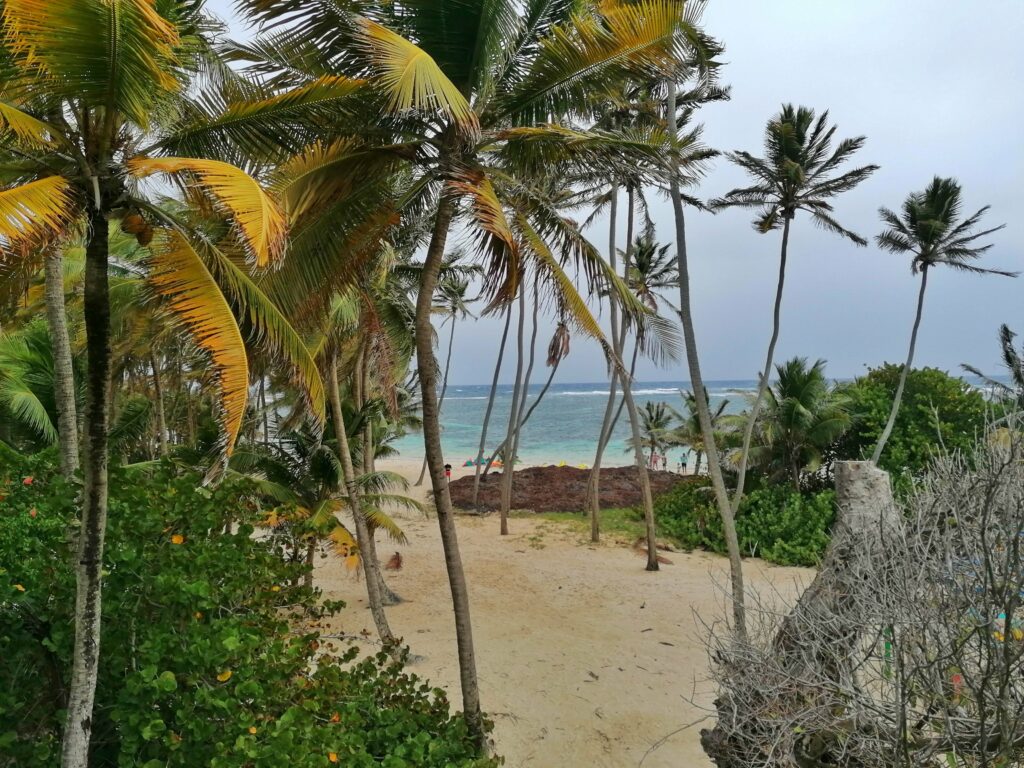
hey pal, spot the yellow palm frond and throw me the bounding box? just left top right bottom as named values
left=1, top=0, right=180, bottom=125
left=355, top=17, right=477, bottom=130
left=0, top=176, right=76, bottom=245
left=450, top=175, right=518, bottom=262
left=328, top=525, right=361, bottom=573
left=0, top=101, right=59, bottom=147
left=309, top=498, right=343, bottom=530
left=362, top=506, right=408, bottom=544
left=129, top=157, right=287, bottom=267
left=516, top=212, right=605, bottom=345
left=146, top=229, right=248, bottom=455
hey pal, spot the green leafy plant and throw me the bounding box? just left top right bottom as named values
left=0, top=457, right=493, bottom=767
left=833, top=364, right=989, bottom=478
left=649, top=478, right=835, bottom=567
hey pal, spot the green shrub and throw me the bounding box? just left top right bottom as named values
left=833, top=365, right=989, bottom=478
left=650, top=478, right=835, bottom=567
left=0, top=456, right=493, bottom=768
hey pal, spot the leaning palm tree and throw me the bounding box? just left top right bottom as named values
left=711, top=104, right=877, bottom=512
left=660, top=9, right=751, bottom=633
left=0, top=5, right=329, bottom=762
left=238, top=0, right=698, bottom=743
left=871, top=177, right=1014, bottom=463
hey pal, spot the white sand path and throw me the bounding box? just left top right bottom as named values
left=314, top=458, right=811, bottom=767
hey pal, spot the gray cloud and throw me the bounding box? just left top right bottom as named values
left=206, top=0, right=1024, bottom=384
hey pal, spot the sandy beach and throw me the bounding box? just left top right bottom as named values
left=316, top=458, right=811, bottom=767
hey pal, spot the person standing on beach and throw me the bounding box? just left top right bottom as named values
left=681, top=455, right=688, bottom=475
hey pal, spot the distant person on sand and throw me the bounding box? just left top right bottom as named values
left=681, top=455, right=688, bottom=474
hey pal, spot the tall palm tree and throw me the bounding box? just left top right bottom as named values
left=711, top=104, right=877, bottom=512
left=0, top=5, right=328, bottom=762
left=662, top=11, right=749, bottom=635
left=416, top=271, right=474, bottom=486
left=471, top=301, right=512, bottom=509
left=669, top=388, right=729, bottom=475
left=871, top=177, right=1013, bottom=464
left=239, top=1, right=696, bottom=742
left=743, top=357, right=851, bottom=489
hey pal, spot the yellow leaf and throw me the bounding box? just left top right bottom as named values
left=1, top=0, right=181, bottom=126
left=216, top=670, right=233, bottom=682
left=170, top=534, right=184, bottom=545
left=355, top=18, right=476, bottom=131
left=0, top=177, right=76, bottom=245
left=146, top=231, right=248, bottom=455
left=0, top=101, right=58, bottom=147
left=13, top=584, right=25, bottom=592
left=270, top=585, right=281, bottom=592
left=248, top=726, right=257, bottom=735
left=128, top=157, right=287, bottom=267
left=328, top=753, right=338, bottom=763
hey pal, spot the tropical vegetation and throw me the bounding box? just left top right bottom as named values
left=0, top=0, right=1016, bottom=765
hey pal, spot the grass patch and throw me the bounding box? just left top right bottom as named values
left=533, top=508, right=645, bottom=544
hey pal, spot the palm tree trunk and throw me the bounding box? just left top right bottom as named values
left=473, top=303, right=513, bottom=508
left=303, top=538, right=316, bottom=591
left=694, top=451, right=703, bottom=476
left=482, top=347, right=564, bottom=470
left=615, top=200, right=658, bottom=571
left=44, top=248, right=79, bottom=475
left=62, top=205, right=111, bottom=768
left=328, top=352, right=399, bottom=654
left=417, top=316, right=457, bottom=485
left=872, top=267, right=929, bottom=464
left=353, top=349, right=400, bottom=605
left=731, top=217, right=791, bottom=510
left=587, top=184, right=621, bottom=542
left=500, top=286, right=527, bottom=534
left=361, top=355, right=374, bottom=475
left=509, top=280, right=540, bottom=473
left=151, top=352, right=169, bottom=457
left=666, top=83, right=746, bottom=637
left=416, top=193, right=483, bottom=747
left=259, top=378, right=269, bottom=448
left=600, top=339, right=640, bottom=456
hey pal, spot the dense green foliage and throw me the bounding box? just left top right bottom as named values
left=0, top=458, right=492, bottom=768
left=833, top=365, right=989, bottom=476
left=652, top=478, right=835, bottom=567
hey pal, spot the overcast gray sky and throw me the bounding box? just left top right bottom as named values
left=208, top=0, right=1023, bottom=384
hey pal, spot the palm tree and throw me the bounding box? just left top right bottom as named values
left=239, top=1, right=697, bottom=741
left=711, top=104, right=877, bottom=512
left=743, top=358, right=851, bottom=489
left=416, top=271, right=474, bottom=486
left=963, top=324, right=1024, bottom=411
left=871, top=177, right=1014, bottom=464
left=659, top=9, right=750, bottom=634
left=629, top=401, right=674, bottom=461
left=670, top=388, right=729, bottom=475
left=0, top=6, right=328, bottom=761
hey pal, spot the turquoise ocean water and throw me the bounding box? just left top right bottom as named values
left=391, top=380, right=758, bottom=467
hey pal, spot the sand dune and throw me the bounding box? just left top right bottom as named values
left=316, top=458, right=811, bottom=767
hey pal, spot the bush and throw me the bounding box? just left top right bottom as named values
left=651, top=478, right=835, bottom=567
left=0, top=456, right=493, bottom=768
left=833, top=365, right=989, bottom=478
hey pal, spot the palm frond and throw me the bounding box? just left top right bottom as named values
left=128, top=157, right=287, bottom=268
left=146, top=230, right=249, bottom=455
